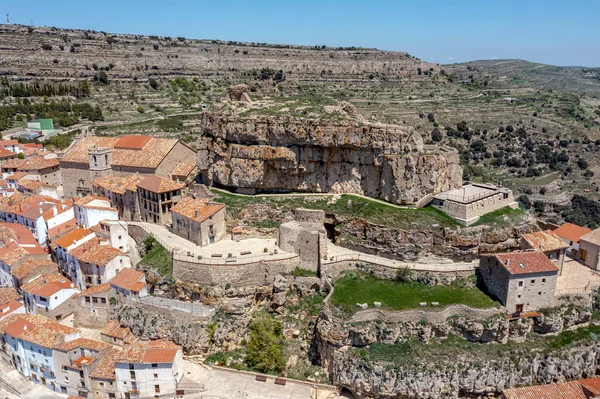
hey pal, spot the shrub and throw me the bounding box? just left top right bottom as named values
left=148, top=78, right=159, bottom=90
left=94, top=71, right=109, bottom=84
left=431, top=129, right=442, bottom=142
left=427, top=113, right=436, bottom=123
left=245, top=313, right=285, bottom=373
left=41, top=43, right=53, bottom=51
left=136, top=106, right=145, bottom=114
left=577, top=159, right=589, bottom=169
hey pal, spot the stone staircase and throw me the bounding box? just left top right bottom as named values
left=414, top=193, right=434, bottom=208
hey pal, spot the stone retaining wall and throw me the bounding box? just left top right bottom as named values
left=173, top=255, right=299, bottom=286
left=349, top=304, right=502, bottom=324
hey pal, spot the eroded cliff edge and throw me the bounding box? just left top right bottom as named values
left=197, top=112, right=463, bottom=204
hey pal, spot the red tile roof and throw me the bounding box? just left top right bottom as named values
left=47, top=218, right=78, bottom=241
left=0, top=314, right=78, bottom=348
left=0, top=288, right=19, bottom=306
left=522, top=230, right=569, bottom=252
left=1, top=159, right=25, bottom=170
left=70, top=243, right=125, bottom=266
left=110, top=268, right=145, bottom=292
left=578, top=377, right=600, bottom=396
left=89, top=348, right=121, bottom=380
left=114, top=135, right=152, bottom=150
left=503, top=381, right=587, bottom=399
left=0, top=140, right=18, bottom=147
left=493, top=252, right=560, bottom=275
left=73, top=283, right=111, bottom=298
left=75, top=195, right=116, bottom=210
left=171, top=161, right=196, bottom=178
left=137, top=175, right=184, bottom=193
left=17, top=156, right=59, bottom=171
left=100, top=320, right=133, bottom=341
left=53, top=228, right=94, bottom=249
left=54, top=337, right=111, bottom=352
left=10, top=259, right=59, bottom=280
left=553, top=223, right=592, bottom=244
left=21, top=275, right=76, bottom=297
left=117, top=340, right=180, bottom=364
left=0, top=300, right=23, bottom=318
left=171, top=197, right=225, bottom=224
left=0, top=147, right=16, bottom=159
left=0, top=242, right=33, bottom=266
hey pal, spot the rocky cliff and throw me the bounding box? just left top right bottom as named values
left=198, top=112, right=462, bottom=204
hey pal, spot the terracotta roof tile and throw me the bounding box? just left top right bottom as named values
left=0, top=300, right=23, bottom=318
left=89, top=348, right=121, bottom=380
left=10, top=259, right=58, bottom=280
left=55, top=337, right=111, bottom=352
left=171, top=161, right=196, bottom=178
left=0, top=147, right=16, bottom=159
left=17, top=156, right=59, bottom=171
left=578, top=377, right=600, bottom=395
left=75, top=195, right=115, bottom=209
left=70, top=243, right=125, bottom=266
left=492, top=252, right=560, bottom=275
left=171, top=197, right=225, bottom=224
left=42, top=203, right=71, bottom=221
left=0, top=242, right=32, bottom=266
left=53, top=228, right=94, bottom=249
left=100, top=320, right=134, bottom=342
left=137, top=175, right=184, bottom=193
left=0, top=287, right=19, bottom=306
left=522, top=230, right=570, bottom=252
left=61, top=135, right=180, bottom=169
left=110, top=268, right=145, bottom=292
left=553, top=223, right=592, bottom=244
left=0, top=314, right=78, bottom=348
left=0, top=222, right=44, bottom=253
left=0, top=140, right=18, bottom=146
left=503, top=381, right=587, bottom=399
left=17, top=179, right=51, bottom=191
left=581, top=228, right=600, bottom=247
left=73, top=283, right=111, bottom=298
left=2, top=159, right=25, bottom=170
left=21, top=274, right=76, bottom=297
left=117, top=340, right=180, bottom=364
left=6, top=172, right=28, bottom=181
left=47, top=218, right=78, bottom=241
left=114, top=135, right=152, bottom=150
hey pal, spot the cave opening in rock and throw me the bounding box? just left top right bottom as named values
left=339, top=388, right=355, bottom=398
left=324, top=222, right=336, bottom=243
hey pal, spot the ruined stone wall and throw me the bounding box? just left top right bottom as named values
left=197, top=113, right=463, bottom=204
left=173, top=256, right=300, bottom=286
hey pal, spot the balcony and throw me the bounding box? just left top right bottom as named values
left=128, top=389, right=139, bottom=394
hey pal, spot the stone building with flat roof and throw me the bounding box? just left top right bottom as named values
left=170, top=197, right=226, bottom=246
left=432, top=183, right=518, bottom=225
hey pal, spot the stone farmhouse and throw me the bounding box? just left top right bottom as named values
left=170, top=197, right=226, bottom=246
left=60, top=135, right=196, bottom=198
left=521, top=230, right=568, bottom=271
left=579, top=228, right=600, bottom=271
left=479, top=251, right=559, bottom=314
left=553, top=222, right=592, bottom=257
left=432, top=183, right=517, bottom=226
left=71, top=283, right=111, bottom=328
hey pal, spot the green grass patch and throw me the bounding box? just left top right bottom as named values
left=331, top=272, right=498, bottom=312
left=211, top=190, right=459, bottom=231
left=140, top=236, right=173, bottom=278
left=291, top=267, right=318, bottom=278
left=471, top=206, right=526, bottom=227
left=254, top=219, right=280, bottom=229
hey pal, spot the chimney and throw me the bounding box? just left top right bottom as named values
left=506, top=258, right=510, bottom=266
left=52, top=207, right=57, bottom=217
left=195, top=210, right=199, bottom=218
left=23, top=325, right=27, bottom=331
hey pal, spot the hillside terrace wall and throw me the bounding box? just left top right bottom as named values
left=349, top=304, right=502, bottom=324
left=173, top=255, right=299, bottom=286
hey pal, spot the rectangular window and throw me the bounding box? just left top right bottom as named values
left=152, top=363, right=158, bottom=369
left=155, top=384, right=160, bottom=393
left=542, top=278, right=546, bottom=283
left=153, top=373, right=158, bottom=379
left=85, top=296, right=91, bottom=303
left=92, top=297, right=98, bottom=303
left=518, top=281, right=523, bottom=287
left=101, top=298, right=107, bottom=304
left=531, top=280, right=535, bottom=284
left=130, top=370, right=136, bottom=380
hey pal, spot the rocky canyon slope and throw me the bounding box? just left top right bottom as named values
left=198, top=112, right=462, bottom=204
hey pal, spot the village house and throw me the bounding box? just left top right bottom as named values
left=47, top=218, right=78, bottom=244
left=114, top=340, right=183, bottom=399
left=60, top=135, right=196, bottom=198
left=21, top=274, right=79, bottom=321
left=5, top=171, right=27, bottom=188
left=100, top=320, right=136, bottom=347
left=579, top=228, right=600, bottom=271
left=431, top=183, right=518, bottom=225
left=170, top=161, right=197, bottom=182
left=0, top=223, right=49, bottom=287
left=110, top=268, right=147, bottom=299
left=479, top=251, right=559, bottom=314
left=91, top=174, right=144, bottom=221
left=51, top=228, right=97, bottom=281
left=16, top=179, right=61, bottom=199
left=170, top=197, right=226, bottom=246
left=95, top=220, right=129, bottom=253
left=0, top=287, right=24, bottom=321
left=16, top=155, right=61, bottom=186
left=1, top=158, right=25, bottom=178
left=553, top=222, right=592, bottom=257
left=521, top=230, right=569, bottom=270
left=69, top=241, right=130, bottom=290
left=0, top=139, right=20, bottom=154
left=89, top=347, right=122, bottom=399
left=0, top=314, right=80, bottom=390
left=72, top=283, right=112, bottom=328
left=53, top=337, right=112, bottom=398
left=74, top=196, right=119, bottom=228
left=10, top=258, right=59, bottom=289
left=136, top=175, right=184, bottom=225
left=0, top=147, right=18, bottom=166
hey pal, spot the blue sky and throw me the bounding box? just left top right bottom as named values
left=3, top=0, right=599, bottom=66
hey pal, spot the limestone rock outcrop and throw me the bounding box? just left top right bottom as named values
left=198, top=112, right=462, bottom=204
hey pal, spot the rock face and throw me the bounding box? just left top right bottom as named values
left=330, top=345, right=598, bottom=399
left=197, top=112, right=462, bottom=204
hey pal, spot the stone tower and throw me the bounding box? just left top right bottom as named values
left=88, top=145, right=113, bottom=182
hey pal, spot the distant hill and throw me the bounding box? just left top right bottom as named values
left=447, top=59, right=600, bottom=95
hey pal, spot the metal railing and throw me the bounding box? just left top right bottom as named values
left=172, top=252, right=298, bottom=266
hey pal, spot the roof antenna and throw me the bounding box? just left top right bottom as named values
left=5, top=14, right=9, bottom=24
